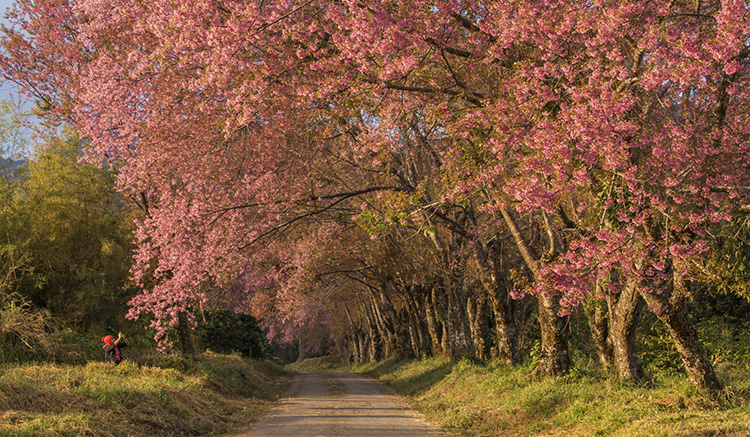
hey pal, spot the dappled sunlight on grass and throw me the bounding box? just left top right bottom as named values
left=356, top=356, right=750, bottom=436
left=366, top=356, right=454, bottom=397
left=285, top=355, right=349, bottom=373
left=0, top=353, right=293, bottom=436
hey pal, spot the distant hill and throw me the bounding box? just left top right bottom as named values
left=0, top=157, right=25, bottom=169
left=0, top=157, right=26, bottom=177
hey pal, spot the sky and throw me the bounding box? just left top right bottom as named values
left=0, top=0, right=26, bottom=106
left=0, top=0, right=42, bottom=157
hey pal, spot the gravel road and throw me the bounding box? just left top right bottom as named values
left=232, top=372, right=452, bottom=436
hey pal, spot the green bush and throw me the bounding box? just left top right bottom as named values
left=194, top=310, right=271, bottom=359
left=637, top=291, right=750, bottom=375
left=47, top=328, right=102, bottom=364
left=637, top=312, right=683, bottom=374
left=736, top=322, right=750, bottom=369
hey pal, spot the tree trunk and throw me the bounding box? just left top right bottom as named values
left=444, top=281, right=473, bottom=360
left=490, top=298, right=520, bottom=364
left=405, top=311, right=420, bottom=359
left=500, top=207, right=569, bottom=375
left=490, top=293, right=528, bottom=365
left=585, top=293, right=613, bottom=371
left=357, top=332, right=367, bottom=365
left=473, top=239, right=525, bottom=365
left=534, top=293, right=569, bottom=376
left=367, top=332, right=379, bottom=364
left=425, top=287, right=443, bottom=355
left=349, top=334, right=358, bottom=365
left=639, top=288, right=722, bottom=392
left=467, top=293, right=490, bottom=360
left=404, top=290, right=427, bottom=358
left=421, top=212, right=472, bottom=359
left=394, top=310, right=414, bottom=359
left=177, top=311, right=195, bottom=356
left=368, top=296, right=396, bottom=357
left=609, top=276, right=644, bottom=381
left=344, top=306, right=361, bottom=365
left=297, top=334, right=305, bottom=362
left=378, top=285, right=403, bottom=357
left=632, top=219, right=722, bottom=391
left=363, top=302, right=381, bottom=364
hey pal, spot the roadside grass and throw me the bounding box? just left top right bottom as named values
left=285, top=356, right=348, bottom=373
left=0, top=352, right=293, bottom=436
left=340, top=356, right=750, bottom=436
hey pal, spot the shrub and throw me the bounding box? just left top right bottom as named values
left=637, top=312, right=684, bottom=374
left=194, top=309, right=271, bottom=359
left=0, top=292, right=55, bottom=363
left=46, top=329, right=102, bottom=364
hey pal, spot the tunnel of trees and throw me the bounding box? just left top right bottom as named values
left=1, top=0, right=749, bottom=393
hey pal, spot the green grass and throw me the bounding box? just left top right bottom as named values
left=285, top=355, right=349, bottom=373
left=329, top=356, right=750, bottom=436
left=0, top=353, right=294, bottom=436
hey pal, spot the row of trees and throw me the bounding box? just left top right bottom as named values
left=1, top=0, right=748, bottom=392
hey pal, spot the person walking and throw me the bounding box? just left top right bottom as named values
left=102, top=332, right=129, bottom=364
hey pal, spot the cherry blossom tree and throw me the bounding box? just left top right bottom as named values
left=2, top=0, right=749, bottom=391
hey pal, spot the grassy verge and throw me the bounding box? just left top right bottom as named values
left=0, top=352, right=293, bottom=436
left=337, top=356, right=750, bottom=436
left=285, top=356, right=349, bottom=373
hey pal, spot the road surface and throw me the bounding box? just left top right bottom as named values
left=232, top=372, right=452, bottom=436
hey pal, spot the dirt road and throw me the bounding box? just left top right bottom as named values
left=232, top=372, right=451, bottom=436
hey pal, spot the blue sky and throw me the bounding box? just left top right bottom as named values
left=0, top=0, right=23, bottom=105
left=0, top=0, right=39, bottom=156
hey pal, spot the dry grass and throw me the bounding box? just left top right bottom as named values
left=0, top=247, right=56, bottom=362
left=0, top=353, right=293, bottom=436
left=0, top=292, right=56, bottom=360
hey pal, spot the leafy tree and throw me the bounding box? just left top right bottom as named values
left=12, top=133, right=135, bottom=335
left=0, top=99, right=31, bottom=161
left=194, top=309, right=271, bottom=359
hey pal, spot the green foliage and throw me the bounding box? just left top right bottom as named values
left=636, top=291, right=750, bottom=375
left=0, top=243, right=55, bottom=363
left=0, top=122, right=143, bottom=363
left=691, top=291, right=750, bottom=370
left=453, top=136, right=493, bottom=168
left=194, top=309, right=272, bottom=359
left=0, top=132, right=136, bottom=337
left=356, top=210, right=393, bottom=237
left=696, top=316, right=749, bottom=369
left=699, top=217, right=750, bottom=300
left=20, top=135, right=134, bottom=326
left=0, top=99, right=31, bottom=159
left=46, top=328, right=102, bottom=364
left=637, top=312, right=684, bottom=374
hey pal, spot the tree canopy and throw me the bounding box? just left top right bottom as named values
left=1, top=0, right=749, bottom=390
